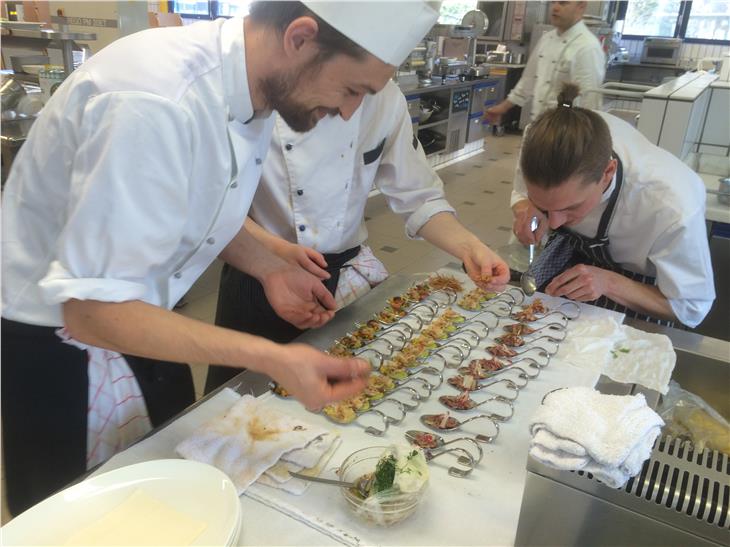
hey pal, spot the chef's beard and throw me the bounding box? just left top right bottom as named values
left=260, top=67, right=339, bottom=133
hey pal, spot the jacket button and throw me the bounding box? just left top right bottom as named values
left=230, top=181, right=238, bottom=188
left=298, top=225, right=306, bottom=232
left=206, top=237, right=215, bottom=245
left=174, top=272, right=182, bottom=279
left=296, top=189, right=304, bottom=196
left=255, top=158, right=262, bottom=165
left=285, top=143, right=293, bottom=151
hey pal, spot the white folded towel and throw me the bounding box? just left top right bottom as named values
left=529, top=387, right=664, bottom=488
left=176, top=391, right=328, bottom=494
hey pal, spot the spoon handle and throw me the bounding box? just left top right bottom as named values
left=288, top=471, right=354, bottom=488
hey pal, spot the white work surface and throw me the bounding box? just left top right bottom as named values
left=93, top=287, right=625, bottom=546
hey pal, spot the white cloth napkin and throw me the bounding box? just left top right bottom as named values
left=529, top=387, right=664, bottom=488
left=560, top=318, right=676, bottom=394
left=176, top=391, right=328, bottom=494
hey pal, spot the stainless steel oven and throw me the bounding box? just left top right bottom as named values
left=641, top=37, right=682, bottom=65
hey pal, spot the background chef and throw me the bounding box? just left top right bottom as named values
left=484, top=1, right=606, bottom=246
left=0, top=0, right=440, bottom=516
left=205, top=78, right=510, bottom=392
left=518, top=83, right=715, bottom=327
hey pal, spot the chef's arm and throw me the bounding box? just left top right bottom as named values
left=62, top=299, right=368, bottom=409
left=601, top=272, right=677, bottom=322
left=417, top=211, right=510, bottom=288
left=545, top=264, right=677, bottom=322
left=218, top=223, right=335, bottom=322
left=240, top=217, right=329, bottom=279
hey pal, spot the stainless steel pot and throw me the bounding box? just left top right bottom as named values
left=1, top=77, right=26, bottom=112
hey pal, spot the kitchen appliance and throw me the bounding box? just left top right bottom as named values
left=641, top=37, right=682, bottom=66
left=461, top=9, right=488, bottom=36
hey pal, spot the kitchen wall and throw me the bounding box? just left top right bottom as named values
left=620, top=38, right=730, bottom=67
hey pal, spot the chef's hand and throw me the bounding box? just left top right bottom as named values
left=462, top=242, right=510, bottom=291
left=483, top=100, right=512, bottom=126
left=262, top=265, right=336, bottom=329
left=512, top=199, right=548, bottom=245
left=545, top=264, right=615, bottom=301
left=276, top=241, right=330, bottom=281
left=269, top=343, right=371, bottom=411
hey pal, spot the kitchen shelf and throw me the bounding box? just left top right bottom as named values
left=418, top=119, right=449, bottom=130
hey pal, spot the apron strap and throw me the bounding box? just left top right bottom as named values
left=593, top=153, right=624, bottom=243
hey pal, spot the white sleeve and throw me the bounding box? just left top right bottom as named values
left=39, top=92, right=195, bottom=305
left=375, top=94, right=455, bottom=239
left=507, top=45, right=540, bottom=107
left=572, top=43, right=606, bottom=110
left=510, top=124, right=529, bottom=207
left=648, top=209, right=715, bottom=327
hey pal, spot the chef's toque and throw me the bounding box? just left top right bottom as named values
left=302, top=1, right=441, bottom=66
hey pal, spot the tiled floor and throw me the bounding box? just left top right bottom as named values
left=178, top=133, right=523, bottom=399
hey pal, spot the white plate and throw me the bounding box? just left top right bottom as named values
left=1, top=459, right=241, bottom=546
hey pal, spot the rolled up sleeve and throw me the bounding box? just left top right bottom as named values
left=649, top=210, right=715, bottom=327
left=39, top=92, right=194, bottom=306
left=374, top=93, right=455, bottom=239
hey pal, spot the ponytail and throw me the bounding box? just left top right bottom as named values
left=521, top=82, right=612, bottom=188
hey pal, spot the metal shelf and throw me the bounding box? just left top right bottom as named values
left=418, top=119, right=449, bottom=130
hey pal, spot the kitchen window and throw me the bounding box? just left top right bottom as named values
left=621, top=0, right=730, bottom=44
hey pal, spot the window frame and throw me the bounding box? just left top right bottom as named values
left=620, top=0, right=730, bottom=45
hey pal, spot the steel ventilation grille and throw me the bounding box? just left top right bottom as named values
left=574, top=435, right=730, bottom=530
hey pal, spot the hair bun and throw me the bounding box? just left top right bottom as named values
left=557, top=82, right=581, bottom=108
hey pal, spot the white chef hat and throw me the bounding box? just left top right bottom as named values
left=302, top=1, right=441, bottom=66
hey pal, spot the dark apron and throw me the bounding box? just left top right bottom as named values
left=531, top=155, right=674, bottom=327
left=204, top=245, right=361, bottom=394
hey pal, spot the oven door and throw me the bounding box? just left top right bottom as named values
left=641, top=42, right=681, bottom=65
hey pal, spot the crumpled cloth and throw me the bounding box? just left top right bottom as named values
left=529, top=387, right=664, bottom=488
left=176, top=391, right=329, bottom=494
left=56, top=328, right=152, bottom=469
left=561, top=317, right=676, bottom=394
left=334, top=244, right=388, bottom=309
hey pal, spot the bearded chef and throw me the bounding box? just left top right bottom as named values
left=1, top=0, right=441, bottom=515
left=205, top=79, right=510, bottom=392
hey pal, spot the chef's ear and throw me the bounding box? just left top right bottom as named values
left=602, top=158, right=618, bottom=184
left=282, top=16, right=320, bottom=60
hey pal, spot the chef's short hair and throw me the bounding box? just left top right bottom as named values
left=249, top=1, right=368, bottom=62
left=521, top=83, right=612, bottom=188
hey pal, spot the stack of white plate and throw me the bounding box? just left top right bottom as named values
left=1, top=459, right=242, bottom=546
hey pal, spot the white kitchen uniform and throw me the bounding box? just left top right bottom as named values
left=1, top=18, right=273, bottom=466
left=2, top=17, right=273, bottom=325
left=515, top=112, right=715, bottom=327
left=249, top=80, right=455, bottom=305
left=508, top=20, right=605, bottom=119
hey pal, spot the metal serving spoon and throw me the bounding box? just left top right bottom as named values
left=520, top=216, right=539, bottom=296
left=405, top=430, right=484, bottom=465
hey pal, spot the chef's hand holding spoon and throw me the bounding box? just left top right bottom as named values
left=512, top=198, right=548, bottom=246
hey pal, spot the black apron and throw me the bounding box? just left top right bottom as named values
left=204, top=245, right=361, bottom=394
left=531, top=155, right=674, bottom=327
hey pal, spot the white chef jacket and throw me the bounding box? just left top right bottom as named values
left=248, top=80, right=455, bottom=254
left=508, top=20, right=605, bottom=119
left=2, top=18, right=274, bottom=327
left=513, top=112, right=715, bottom=327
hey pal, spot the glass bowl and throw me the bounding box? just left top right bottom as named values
left=337, top=446, right=428, bottom=527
